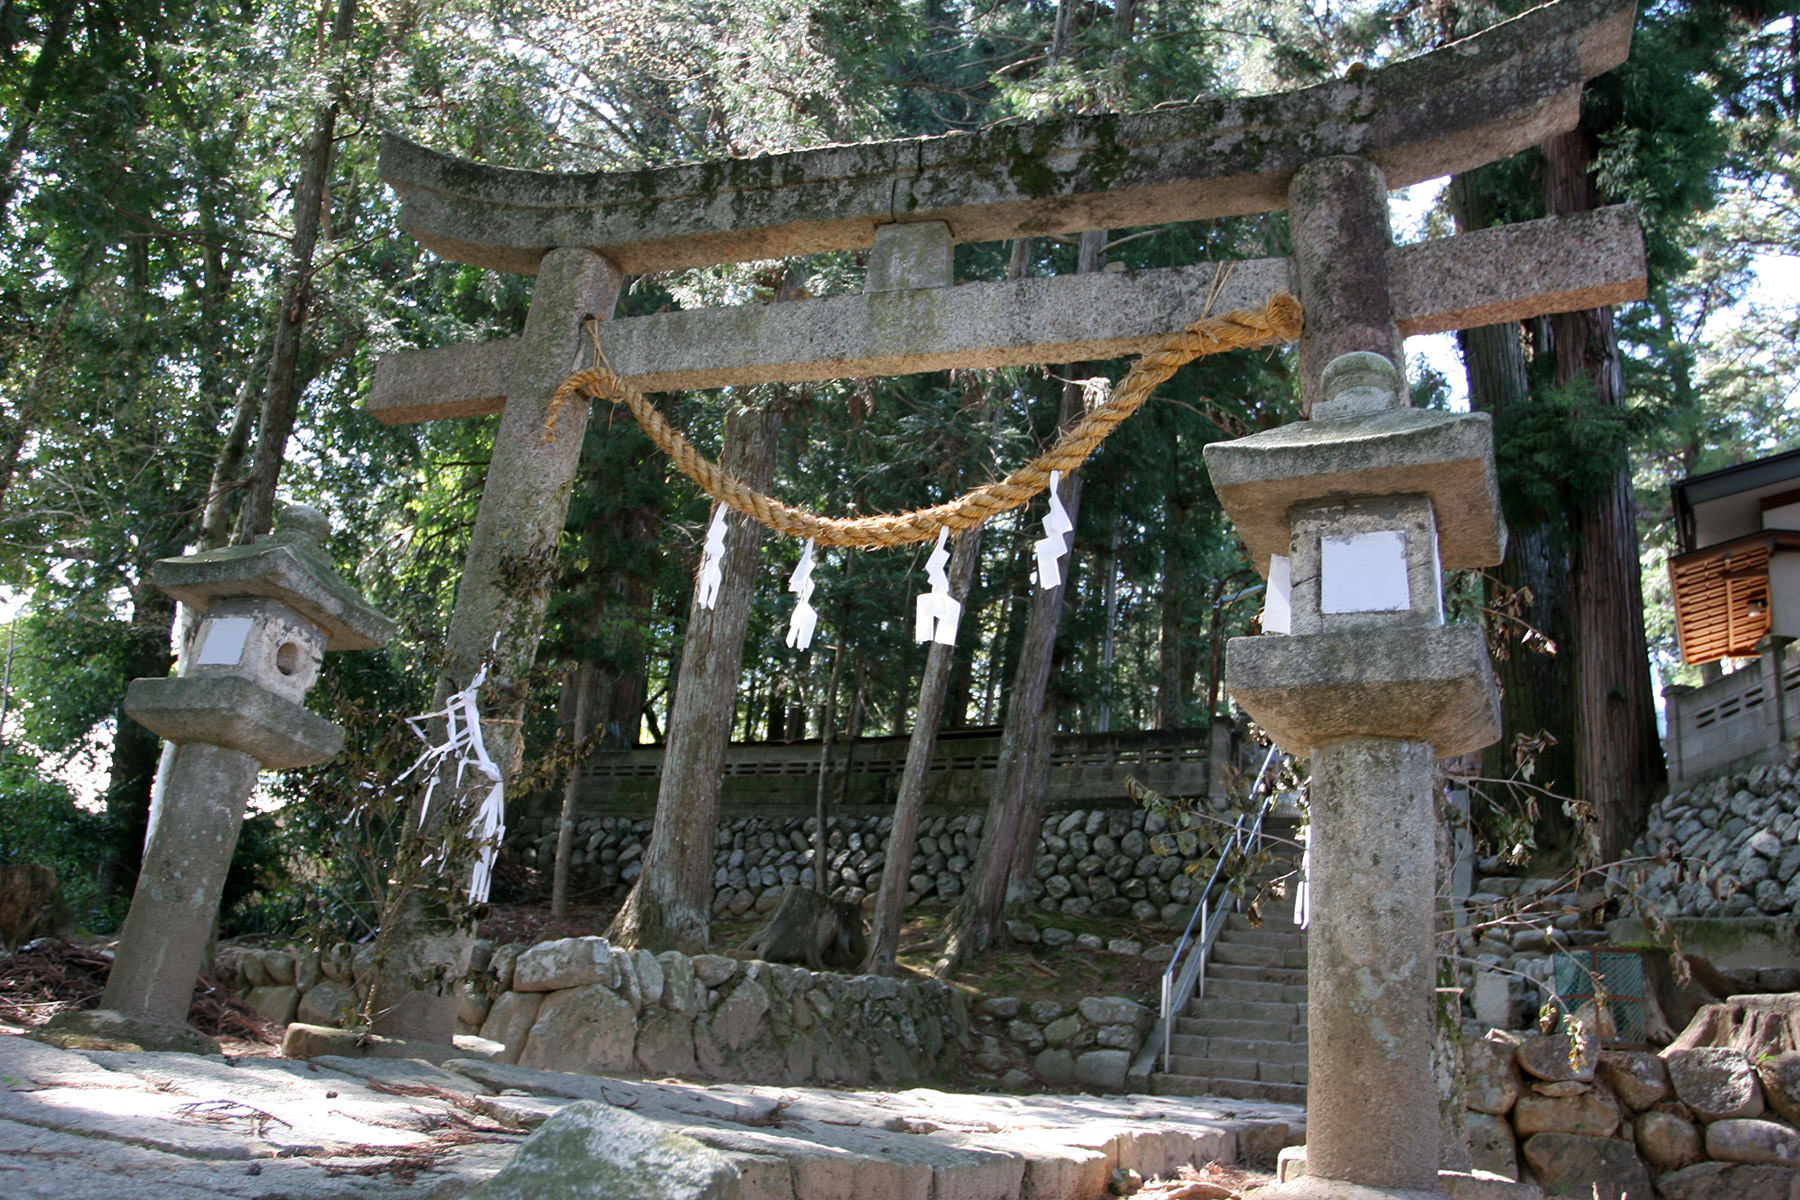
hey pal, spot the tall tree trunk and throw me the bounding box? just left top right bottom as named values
left=1007, top=696, right=1060, bottom=905
left=812, top=642, right=847, bottom=894
left=235, top=0, right=357, bottom=541
left=935, top=233, right=1104, bottom=975
left=99, top=238, right=182, bottom=900
left=1450, top=171, right=1581, bottom=860
left=200, top=369, right=261, bottom=550
left=864, top=525, right=983, bottom=973
left=1541, top=129, right=1666, bottom=861
left=1459, top=318, right=1580, bottom=848
left=607, top=401, right=784, bottom=953
left=551, top=661, right=597, bottom=917
left=832, top=652, right=867, bottom=808
left=1158, top=504, right=1186, bottom=729
left=1099, top=523, right=1119, bottom=732
left=0, top=274, right=81, bottom=516
left=102, top=586, right=177, bottom=895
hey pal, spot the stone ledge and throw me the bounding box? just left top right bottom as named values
left=124, top=675, right=345, bottom=770
left=1224, top=624, right=1500, bottom=758
left=1203, top=407, right=1503, bottom=575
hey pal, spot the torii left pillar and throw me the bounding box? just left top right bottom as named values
left=367, top=247, right=621, bottom=1042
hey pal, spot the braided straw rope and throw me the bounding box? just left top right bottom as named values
left=544, top=291, right=1302, bottom=549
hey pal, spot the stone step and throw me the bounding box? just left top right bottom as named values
left=1187, top=997, right=1306, bottom=1025
left=1205, top=961, right=1306, bottom=988
left=1168, top=1034, right=1308, bottom=1065
left=1192, top=976, right=1307, bottom=1006
left=1223, top=912, right=1307, bottom=938
left=1212, top=925, right=1305, bottom=951
left=1163, top=1054, right=1310, bottom=1087
left=1209, top=942, right=1307, bottom=971
left=1175, top=1015, right=1304, bottom=1043
left=1162, top=1053, right=1259, bottom=1081
left=1150, top=1073, right=1309, bottom=1106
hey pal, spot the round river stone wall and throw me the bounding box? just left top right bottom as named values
left=507, top=806, right=1201, bottom=927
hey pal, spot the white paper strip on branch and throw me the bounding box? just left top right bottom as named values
left=398, top=664, right=505, bottom=904
left=1033, top=469, right=1074, bottom=591
left=786, top=538, right=818, bottom=650
left=696, top=506, right=728, bottom=611
left=914, top=527, right=961, bottom=646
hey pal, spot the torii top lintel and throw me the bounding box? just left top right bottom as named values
left=380, top=0, right=1635, bottom=277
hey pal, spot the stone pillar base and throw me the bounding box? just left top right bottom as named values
left=39, top=1008, right=219, bottom=1056
left=1247, top=1177, right=1448, bottom=1200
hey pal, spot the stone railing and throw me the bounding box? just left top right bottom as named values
left=1664, top=654, right=1800, bottom=783
left=545, top=727, right=1214, bottom=819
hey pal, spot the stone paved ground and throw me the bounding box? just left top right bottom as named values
left=0, top=1029, right=1304, bottom=1199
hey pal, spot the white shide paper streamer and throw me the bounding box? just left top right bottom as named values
left=786, top=538, right=818, bottom=650
left=914, top=527, right=961, bottom=646
left=696, top=506, right=728, bottom=610
left=1033, top=469, right=1074, bottom=591
left=398, top=664, right=505, bottom=904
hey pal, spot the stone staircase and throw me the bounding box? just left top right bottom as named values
left=1151, top=835, right=1309, bottom=1105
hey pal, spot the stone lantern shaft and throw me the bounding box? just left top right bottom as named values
left=1207, top=158, right=1506, bottom=1200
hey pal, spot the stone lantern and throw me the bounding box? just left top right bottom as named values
left=87, top=504, right=395, bottom=1044
left=1204, top=352, right=1504, bottom=1200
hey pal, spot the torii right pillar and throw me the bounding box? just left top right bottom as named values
left=1206, top=156, right=1505, bottom=1200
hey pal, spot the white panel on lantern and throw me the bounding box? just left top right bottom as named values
left=1320, top=531, right=1411, bottom=613
left=193, top=616, right=254, bottom=666
left=1264, top=555, right=1293, bottom=634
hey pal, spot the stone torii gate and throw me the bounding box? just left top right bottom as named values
left=369, top=0, right=1641, bottom=1190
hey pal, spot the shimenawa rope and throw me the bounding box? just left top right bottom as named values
left=543, top=291, right=1302, bottom=550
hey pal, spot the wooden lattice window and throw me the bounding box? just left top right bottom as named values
left=1669, top=531, right=1800, bottom=664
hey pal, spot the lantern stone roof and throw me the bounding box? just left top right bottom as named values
left=151, top=510, right=396, bottom=652
left=1203, top=407, right=1505, bottom=577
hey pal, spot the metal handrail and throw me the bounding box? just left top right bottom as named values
left=1158, top=744, right=1286, bottom=1073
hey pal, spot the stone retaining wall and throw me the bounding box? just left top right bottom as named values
left=1455, top=869, right=1613, bottom=1033
left=214, top=935, right=1157, bottom=1093
left=1453, top=751, right=1800, bottom=1034
left=1461, top=1029, right=1800, bottom=1199
left=506, top=806, right=1204, bottom=926
left=1633, top=756, right=1800, bottom=920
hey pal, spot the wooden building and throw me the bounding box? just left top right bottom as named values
left=1665, top=447, right=1800, bottom=781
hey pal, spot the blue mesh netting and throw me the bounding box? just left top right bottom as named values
left=1552, top=947, right=1647, bottom=1048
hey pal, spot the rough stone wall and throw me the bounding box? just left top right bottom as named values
left=215, top=935, right=1158, bottom=1093
left=1462, top=1029, right=1800, bottom=1198
left=1454, top=752, right=1800, bottom=1033
left=507, top=805, right=1200, bottom=926
left=1456, top=871, right=1613, bottom=1032
left=1633, top=757, right=1800, bottom=920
